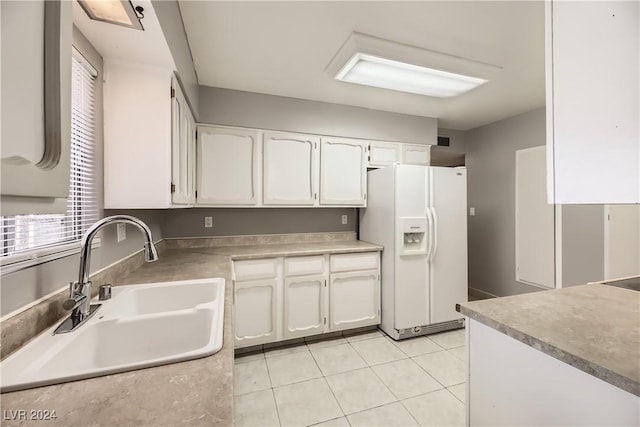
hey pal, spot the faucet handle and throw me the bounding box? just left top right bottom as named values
left=99, top=284, right=112, bottom=301
left=63, top=293, right=87, bottom=311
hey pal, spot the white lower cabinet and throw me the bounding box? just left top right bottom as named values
left=329, top=270, right=380, bottom=332
left=283, top=275, right=326, bottom=339
left=233, top=252, right=381, bottom=348
left=234, top=279, right=278, bottom=347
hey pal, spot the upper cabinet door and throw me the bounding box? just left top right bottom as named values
left=369, top=142, right=401, bottom=168
left=1, top=1, right=72, bottom=214
left=263, top=131, right=318, bottom=205
left=197, top=126, right=260, bottom=205
left=402, top=144, right=431, bottom=166
left=320, top=137, right=367, bottom=206
left=171, top=77, right=195, bottom=205
left=546, top=1, right=639, bottom=204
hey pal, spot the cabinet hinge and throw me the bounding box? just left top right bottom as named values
left=324, top=280, right=327, bottom=287
left=314, top=193, right=318, bottom=200
left=170, top=183, right=176, bottom=193
left=170, top=87, right=175, bottom=98
left=324, top=317, right=327, bottom=325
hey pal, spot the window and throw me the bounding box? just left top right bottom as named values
left=0, top=49, right=99, bottom=264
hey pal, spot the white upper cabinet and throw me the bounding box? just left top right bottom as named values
left=104, top=61, right=174, bottom=209
left=1, top=1, right=72, bottom=214
left=171, top=77, right=196, bottom=205
left=197, top=126, right=260, bottom=206
left=402, top=144, right=431, bottom=166
left=263, top=131, right=319, bottom=205
left=320, top=137, right=367, bottom=206
left=368, top=141, right=401, bottom=168
left=546, top=1, right=639, bottom=204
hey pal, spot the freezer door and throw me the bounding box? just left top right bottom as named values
left=394, top=165, right=430, bottom=329
left=429, top=167, right=468, bottom=324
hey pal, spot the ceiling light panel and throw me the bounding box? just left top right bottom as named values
left=78, top=0, right=143, bottom=30
left=327, top=32, right=501, bottom=98
left=337, top=53, right=488, bottom=98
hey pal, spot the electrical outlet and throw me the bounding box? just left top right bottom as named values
left=117, top=223, right=126, bottom=242
left=341, top=215, right=348, bottom=225
left=470, top=207, right=476, bottom=216
left=204, top=216, right=213, bottom=228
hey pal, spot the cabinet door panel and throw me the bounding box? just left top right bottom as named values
left=329, top=270, right=380, bottom=331
left=320, top=138, right=367, bottom=206
left=547, top=1, right=639, bottom=203
left=197, top=126, right=259, bottom=205
left=171, top=77, right=195, bottom=205
left=263, top=132, right=318, bottom=205
left=402, top=144, right=431, bottom=166
left=284, top=275, right=325, bottom=339
left=235, top=279, right=277, bottom=347
left=369, top=142, right=401, bottom=168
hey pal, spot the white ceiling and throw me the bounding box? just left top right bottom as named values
left=178, top=1, right=545, bottom=130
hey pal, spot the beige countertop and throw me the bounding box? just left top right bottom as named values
left=458, top=283, right=640, bottom=396
left=0, top=238, right=381, bottom=426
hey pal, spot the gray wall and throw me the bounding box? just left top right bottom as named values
left=152, top=0, right=199, bottom=119
left=461, top=108, right=605, bottom=297
left=463, top=108, right=548, bottom=297
left=562, top=205, right=604, bottom=287
left=0, top=30, right=165, bottom=317
left=163, top=208, right=356, bottom=238
left=198, top=86, right=437, bottom=145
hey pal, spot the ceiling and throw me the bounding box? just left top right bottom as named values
left=178, top=1, right=545, bottom=130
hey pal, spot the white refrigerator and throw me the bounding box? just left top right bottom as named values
left=360, top=164, right=468, bottom=340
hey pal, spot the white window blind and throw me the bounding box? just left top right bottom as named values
left=0, top=50, right=99, bottom=262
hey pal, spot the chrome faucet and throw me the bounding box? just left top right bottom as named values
left=55, top=215, right=158, bottom=334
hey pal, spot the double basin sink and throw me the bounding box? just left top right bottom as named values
left=1, top=278, right=225, bottom=393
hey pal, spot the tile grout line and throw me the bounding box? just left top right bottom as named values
left=261, top=348, right=284, bottom=427
left=307, top=344, right=349, bottom=423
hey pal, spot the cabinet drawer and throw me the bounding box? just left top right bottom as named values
left=234, top=258, right=278, bottom=281
left=284, top=255, right=325, bottom=277
left=330, top=252, right=379, bottom=272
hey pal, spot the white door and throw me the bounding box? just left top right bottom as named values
left=283, top=275, right=325, bottom=339
left=402, top=144, right=431, bottom=166
left=329, top=270, right=380, bottom=331
left=234, top=279, right=278, bottom=347
left=320, top=137, right=367, bottom=206
left=369, top=141, right=401, bottom=168
left=263, top=132, right=318, bottom=205
left=429, top=167, right=468, bottom=324
left=197, top=126, right=259, bottom=205
left=605, top=205, right=640, bottom=279
left=171, top=78, right=195, bottom=205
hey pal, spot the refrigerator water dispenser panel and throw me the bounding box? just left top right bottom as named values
left=400, top=217, right=428, bottom=255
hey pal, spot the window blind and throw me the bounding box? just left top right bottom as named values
left=0, top=50, right=99, bottom=261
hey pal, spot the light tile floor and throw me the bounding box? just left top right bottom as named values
left=234, top=328, right=466, bottom=427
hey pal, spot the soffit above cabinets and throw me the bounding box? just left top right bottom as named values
left=178, top=1, right=545, bottom=131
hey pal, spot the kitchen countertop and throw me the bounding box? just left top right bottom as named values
left=0, top=239, right=382, bottom=426
left=458, top=283, right=640, bottom=396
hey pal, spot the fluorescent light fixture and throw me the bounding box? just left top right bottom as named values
left=336, top=53, right=488, bottom=98
left=78, top=0, right=144, bottom=30
left=326, top=33, right=502, bottom=98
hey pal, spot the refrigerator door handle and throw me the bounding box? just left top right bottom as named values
left=425, top=208, right=434, bottom=261
left=430, top=207, right=439, bottom=262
